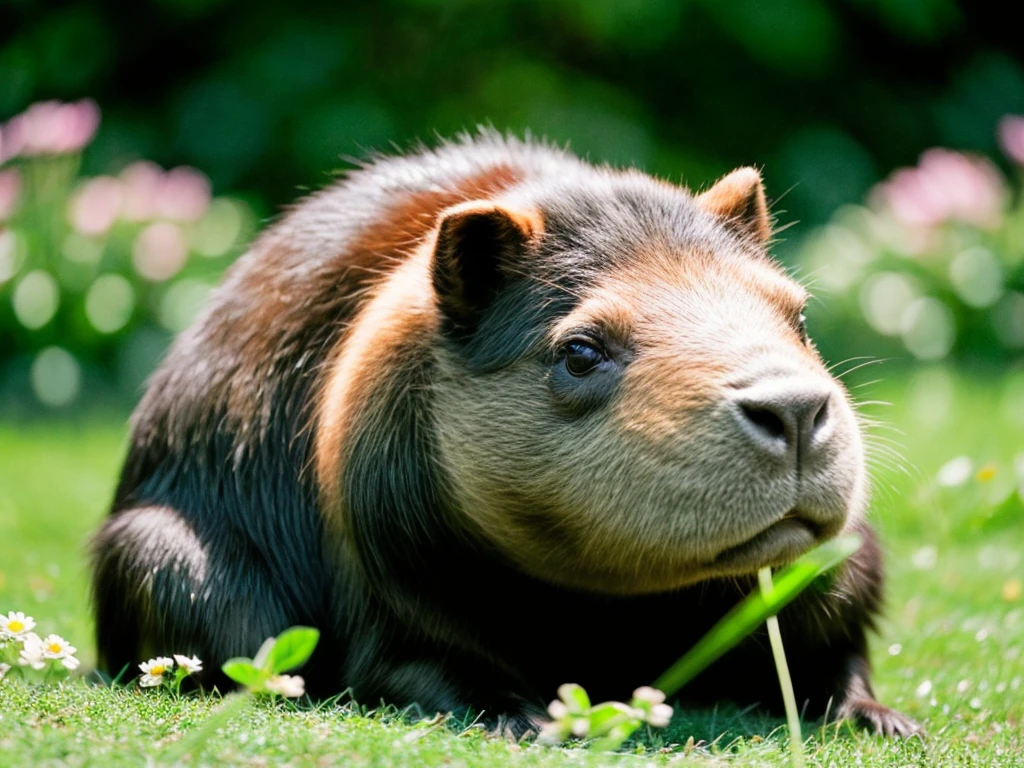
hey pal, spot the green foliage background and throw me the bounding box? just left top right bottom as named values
left=4, top=0, right=1023, bottom=233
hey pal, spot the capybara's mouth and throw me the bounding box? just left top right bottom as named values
left=709, top=512, right=822, bottom=571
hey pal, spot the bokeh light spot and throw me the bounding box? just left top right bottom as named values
left=30, top=346, right=81, bottom=407
left=85, top=274, right=136, bottom=334
left=12, top=269, right=60, bottom=329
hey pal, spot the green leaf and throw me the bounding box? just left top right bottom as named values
left=264, top=626, right=320, bottom=674
left=221, top=659, right=264, bottom=688
left=252, top=637, right=277, bottom=670
left=590, top=721, right=642, bottom=752
left=557, top=683, right=591, bottom=713
left=587, top=702, right=635, bottom=735
left=652, top=534, right=862, bottom=697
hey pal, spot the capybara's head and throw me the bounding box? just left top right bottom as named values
left=322, top=166, right=866, bottom=595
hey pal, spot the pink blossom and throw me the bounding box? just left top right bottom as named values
left=0, top=169, right=20, bottom=220
left=157, top=166, right=211, bottom=222
left=875, top=148, right=1006, bottom=230
left=69, top=176, right=123, bottom=236
left=1, top=100, right=100, bottom=158
left=997, top=115, right=1024, bottom=167
left=119, top=162, right=212, bottom=222
left=120, top=161, right=164, bottom=221
left=132, top=221, right=187, bottom=281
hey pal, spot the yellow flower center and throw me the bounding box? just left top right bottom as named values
left=8, top=620, right=24, bottom=633
left=48, top=643, right=63, bottom=654
left=151, top=665, right=166, bottom=676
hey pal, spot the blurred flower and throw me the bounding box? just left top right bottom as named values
left=0, top=611, right=36, bottom=639
left=158, top=167, right=211, bottom=222
left=119, top=161, right=163, bottom=221
left=18, top=633, right=47, bottom=670
left=1, top=100, right=100, bottom=158
left=997, top=115, right=1024, bottom=167
left=875, top=148, right=1006, bottom=230
left=976, top=465, right=998, bottom=483
left=1004, top=579, right=1022, bottom=602
left=0, top=168, right=20, bottom=220
left=264, top=674, right=305, bottom=697
left=630, top=686, right=673, bottom=727
left=132, top=222, right=187, bottom=281
left=631, top=686, right=666, bottom=706
left=937, top=456, right=973, bottom=487
left=0, top=662, right=10, bottom=681
left=173, top=654, right=203, bottom=675
left=139, top=656, right=174, bottom=687
left=69, top=176, right=123, bottom=236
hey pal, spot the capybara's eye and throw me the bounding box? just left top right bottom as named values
left=564, top=341, right=605, bottom=376
left=798, top=313, right=808, bottom=344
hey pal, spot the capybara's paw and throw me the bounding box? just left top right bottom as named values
left=838, top=697, right=924, bottom=738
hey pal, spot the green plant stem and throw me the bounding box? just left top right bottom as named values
left=759, top=567, right=804, bottom=768
left=653, top=534, right=862, bottom=697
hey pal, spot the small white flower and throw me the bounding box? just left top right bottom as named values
left=570, top=717, right=590, bottom=737
left=18, top=633, right=47, bottom=670
left=173, top=654, right=203, bottom=675
left=61, top=655, right=81, bottom=671
left=1, top=611, right=36, bottom=639
left=547, top=699, right=569, bottom=720
left=937, top=456, right=972, bottom=487
left=647, top=703, right=674, bottom=728
left=632, top=686, right=666, bottom=706
left=40, top=634, right=76, bottom=659
left=139, top=656, right=174, bottom=687
left=264, top=674, right=305, bottom=698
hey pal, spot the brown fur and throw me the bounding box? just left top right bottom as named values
left=92, top=133, right=918, bottom=738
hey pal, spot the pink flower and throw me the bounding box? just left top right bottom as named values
left=0, top=168, right=20, bottom=220
left=1, top=100, right=100, bottom=158
left=132, top=221, right=187, bottom=281
left=69, top=176, right=123, bottom=236
left=998, top=115, right=1024, bottom=167
left=120, top=161, right=164, bottom=221
left=875, top=148, right=1006, bottom=230
left=157, top=166, right=211, bottom=222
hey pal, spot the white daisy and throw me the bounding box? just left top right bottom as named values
left=18, top=633, right=47, bottom=670
left=647, top=703, right=674, bottom=728
left=632, top=686, right=666, bottom=706
left=40, top=634, right=76, bottom=660
left=173, top=654, right=203, bottom=675
left=61, top=655, right=81, bottom=671
left=264, top=674, right=305, bottom=698
left=1, top=611, right=36, bottom=639
left=139, top=656, right=174, bottom=687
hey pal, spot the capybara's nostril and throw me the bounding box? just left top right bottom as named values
left=734, top=383, right=832, bottom=459
left=739, top=403, right=787, bottom=441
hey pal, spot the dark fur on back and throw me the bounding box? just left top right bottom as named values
left=93, top=133, right=908, bottom=735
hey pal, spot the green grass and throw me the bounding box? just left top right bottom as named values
left=1, top=368, right=1023, bottom=766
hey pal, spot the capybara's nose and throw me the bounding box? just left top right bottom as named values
left=732, top=379, right=832, bottom=461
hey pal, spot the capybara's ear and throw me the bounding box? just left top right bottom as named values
left=431, top=201, right=542, bottom=334
left=696, top=167, right=772, bottom=244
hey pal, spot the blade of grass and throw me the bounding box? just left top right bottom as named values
left=760, top=566, right=805, bottom=768
left=652, top=534, right=862, bottom=697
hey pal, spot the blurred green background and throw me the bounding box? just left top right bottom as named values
left=4, top=0, right=1023, bottom=227
left=3, top=0, right=1024, bottom=414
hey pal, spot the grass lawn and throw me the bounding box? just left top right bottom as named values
left=1, top=368, right=1022, bottom=766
